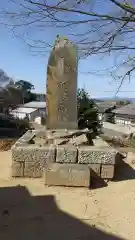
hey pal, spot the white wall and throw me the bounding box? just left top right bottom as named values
left=35, top=116, right=41, bottom=124
left=115, top=117, right=131, bottom=125
left=10, top=106, right=46, bottom=123
left=39, top=108, right=46, bottom=117
left=28, top=109, right=39, bottom=121
left=11, top=112, right=26, bottom=119
left=11, top=109, right=39, bottom=121
left=98, top=113, right=103, bottom=121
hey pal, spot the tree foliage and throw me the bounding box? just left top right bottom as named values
left=14, top=80, right=36, bottom=103
left=117, top=100, right=131, bottom=106
left=2, top=0, right=135, bottom=90
left=0, top=69, right=12, bottom=86
left=14, top=80, right=34, bottom=92
left=0, top=69, right=36, bottom=112
left=77, top=88, right=100, bottom=133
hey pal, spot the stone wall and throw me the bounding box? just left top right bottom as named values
left=11, top=130, right=117, bottom=183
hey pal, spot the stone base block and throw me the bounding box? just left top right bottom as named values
left=12, top=161, right=24, bottom=177
left=11, top=130, right=116, bottom=182
left=44, top=163, right=90, bottom=187
left=12, top=145, right=56, bottom=167
left=101, top=164, right=114, bottom=179
left=78, top=146, right=116, bottom=164
left=24, top=161, right=42, bottom=178
left=56, top=146, right=77, bottom=163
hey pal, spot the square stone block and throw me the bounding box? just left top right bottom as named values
left=56, top=145, right=77, bottom=163
left=101, top=164, right=115, bottom=179
left=78, top=146, right=116, bottom=164
left=24, top=161, right=42, bottom=178
left=12, top=146, right=56, bottom=166
left=39, top=146, right=56, bottom=166
left=44, top=163, right=90, bottom=187
left=12, top=161, right=24, bottom=177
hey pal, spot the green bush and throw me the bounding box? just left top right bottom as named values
left=13, top=118, right=30, bottom=131
left=77, top=88, right=101, bottom=135
left=129, top=135, right=135, bottom=148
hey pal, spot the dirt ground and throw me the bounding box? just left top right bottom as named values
left=0, top=139, right=16, bottom=151
left=0, top=151, right=135, bottom=240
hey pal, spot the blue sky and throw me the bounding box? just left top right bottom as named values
left=0, top=0, right=135, bottom=98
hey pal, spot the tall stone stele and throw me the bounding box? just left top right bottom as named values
left=46, top=36, right=78, bottom=129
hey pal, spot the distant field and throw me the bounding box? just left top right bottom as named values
left=93, top=97, right=135, bottom=102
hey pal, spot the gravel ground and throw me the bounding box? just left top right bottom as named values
left=0, top=151, right=135, bottom=239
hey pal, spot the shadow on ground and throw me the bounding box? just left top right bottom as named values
left=0, top=185, right=125, bottom=239
left=91, top=170, right=108, bottom=189
left=113, top=152, right=135, bottom=182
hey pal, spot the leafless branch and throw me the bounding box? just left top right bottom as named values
left=1, top=0, right=135, bottom=92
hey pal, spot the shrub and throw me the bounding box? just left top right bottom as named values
left=77, top=88, right=101, bottom=135
left=13, top=118, right=30, bottom=132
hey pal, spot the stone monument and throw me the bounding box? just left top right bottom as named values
left=11, top=36, right=117, bottom=187
left=46, top=36, right=78, bottom=129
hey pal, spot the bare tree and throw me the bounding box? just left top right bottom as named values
left=0, top=69, right=12, bottom=86
left=1, top=0, right=135, bottom=91
left=0, top=70, right=24, bottom=112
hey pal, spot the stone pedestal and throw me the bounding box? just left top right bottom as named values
left=11, top=130, right=117, bottom=184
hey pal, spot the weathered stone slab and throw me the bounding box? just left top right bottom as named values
left=19, top=130, right=35, bottom=143
left=24, top=161, right=42, bottom=178
left=47, top=129, right=69, bottom=138
left=88, top=164, right=101, bottom=177
left=101, top=164, right=114, bottom=179
left=35, top=130, right=46, bottom=138
left=78, top=146, right=116, bottom=164
left=46, top=36, right=78, bottom=129
left=56, top=145, right=77, bottom=163
left=12, top=130, right=36, bottom=148
left=69, top=134, right=88, bottom=146
left=46, top=138, right=54, bottom=145
left=12, top=161, right=24, bottom=177
left=93, top=137, right=109, bottom=147
left=46, top=129, right=90, bottom=139
left=34, top=138, right=47, bottom=146
left=44, top=163, right=90, bottom=187
left=54, top=138, right=69, bottom=145
left=12, top=146, right=56, bottom=167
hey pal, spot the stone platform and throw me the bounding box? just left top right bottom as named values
left=11, top=130, right=117, bottom=187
